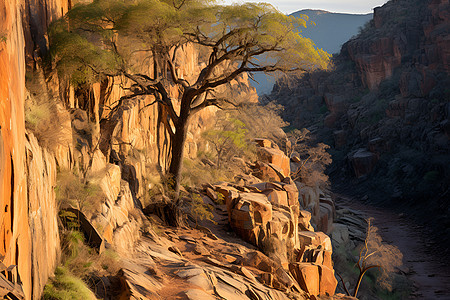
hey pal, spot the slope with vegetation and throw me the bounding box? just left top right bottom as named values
left=271, top=0, right=450, bottom=250
left=0, top=0, right=359, bottom=299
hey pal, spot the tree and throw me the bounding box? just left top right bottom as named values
left=49, top=0, right=330, bottom=199
left=337, top=218, right=403, bottom=298
left=203, top=115, right=248, bottom=169
left=288, top=129, right=331, bottom=189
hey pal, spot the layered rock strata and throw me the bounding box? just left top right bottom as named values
left=207, top=141, right=338, bottom=297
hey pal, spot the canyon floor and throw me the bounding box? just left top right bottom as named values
left=335, top=194, right=450, bottom=299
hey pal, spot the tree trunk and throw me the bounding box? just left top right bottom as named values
left=168, top=94, right=191, bottom=197
left=168, top=121, right=187, bottom=196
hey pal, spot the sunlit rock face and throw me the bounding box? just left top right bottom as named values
left=0, top=0, right=30, bottom=297
left=1, top=0, right=69, bottom=298
left=208, top=141, right=338, bottom=297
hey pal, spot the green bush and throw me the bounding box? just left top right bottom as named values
left=319, top=104, right=328, bottom=114
left=190, top=193, right=215, bottom=226
left=55, top=170, right=105, bottom=215
left=42, top=266, right=96, bottom=300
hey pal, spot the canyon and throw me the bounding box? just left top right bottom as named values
left=0, top=0, right=448, bottom=299
left=272, top=0, right=449, bottom=249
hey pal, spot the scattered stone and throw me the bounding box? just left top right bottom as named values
left=175, top=267, right=205, bottom=279
left=215, top=281, right=246, bottom=299
left=168, top=246, right=183, bottom=257
left=194, top=244, right=210, bottom=256
left=185, top=289, right=216, bottom=300
left=180, top=235, right=197, bottom=243
left=289, top=263, right=320, bottom=296
left=188, top=273, right=214, bottom=293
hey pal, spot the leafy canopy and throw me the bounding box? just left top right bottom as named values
left=49, top=0, right=330, bottom=87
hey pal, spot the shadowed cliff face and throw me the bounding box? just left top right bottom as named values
left=271, top=0, right=449, bottom=240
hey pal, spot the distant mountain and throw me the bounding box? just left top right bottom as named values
left=292, top=9, right=372, bottom=54
left=252, top=10, right=372, bottom=95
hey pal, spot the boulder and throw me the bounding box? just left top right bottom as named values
left=318, top=264, right=338, bottom=296
left=253, top=161, right=285, bottom=182
left=349, top=149, right=378, bottom=178
left=254, top=138, right=273, bottom=148
left=257, top=147, right=290, bottom=178
left=264, top=189, right=289, bottom=207
left=229, top=193, right=272, bottom=245
left=330, top=224, right=350, bottom=246
left=298, top=231, right=332, bottom=252
left=289, top=263, right=320, bottom=296
left=298, top=210, right=314, bottom=232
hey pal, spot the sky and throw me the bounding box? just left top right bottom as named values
left=220, top=0, right=388, bottom=14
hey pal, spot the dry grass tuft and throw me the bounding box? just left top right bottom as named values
left=56, top=170, right=106, bottom=216
left=25, top=70, right=66, bottom=149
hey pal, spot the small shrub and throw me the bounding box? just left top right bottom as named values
left=42, top=266, right=96, bottom=300
left=203, top=117, right=249, bottom=169
left=190, top=193, right=215, bottom=226
left=24, top=71, right=66, bottom=149
left=56, top=170, right=105, bottom=215
left=216, top=192, right=225, bottom=205
left=59, top=228, right=121, bottom=281
left=345, top=219, right=404, bottom=298
left=288, top=129, right=332, bottom=189
left=319, top=104, right=328, bottom=114
left=181, top=157, right=235, bottom=187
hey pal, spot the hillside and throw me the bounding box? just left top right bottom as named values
left=272, top=0, right=450, bottom=246
left=252, top=9, right=372, bottom=95
left=292, top=10, right=373, bottom=54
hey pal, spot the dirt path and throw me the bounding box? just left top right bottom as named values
left=335, top=195, right=450, bottom=299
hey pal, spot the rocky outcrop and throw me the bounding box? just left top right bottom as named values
left=205, top=141, right=338, bottom=297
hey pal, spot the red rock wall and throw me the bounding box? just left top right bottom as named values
left=1, top=0, right=67, bottom=298
left=0, top=0, right=32, bottom=299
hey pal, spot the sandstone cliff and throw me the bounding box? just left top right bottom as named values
left=0, top=0, right=258, bottom=298
left=271, top=0, right=449, bottom=247
left=0, top=0, right=69, bottom=297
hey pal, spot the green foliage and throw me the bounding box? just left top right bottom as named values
left=56, top=170, right=106, bottom=214
left=190, top=193, right=214, bottom=226
left=319, top=104, right=328, bottom=114
left=49, top=0, right=330, bottom=193
left=56, top=228, right=121, bottom=287
left=0, top=32, right=6, bottom=43
left=49, top=0, right=330, bottom=86
left=62, top=229, right=85, bottom=259
left=42, top=266, right=96, bottom=300
left=233, top=102, right=288, bottom=144
left=181, top=158, right=233, bottom=187
left=216, top=192, right=225, bottom=205
left=203, top=115, right=248, bottom=168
